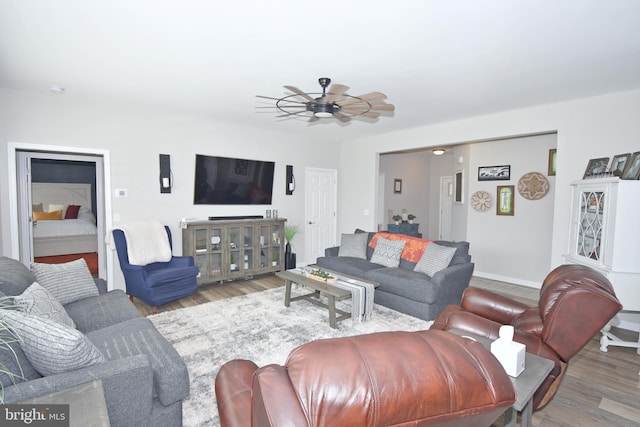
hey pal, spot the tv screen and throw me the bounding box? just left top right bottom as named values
left=194, top=154, right=275, bottom=205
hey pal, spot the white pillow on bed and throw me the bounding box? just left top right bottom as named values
left=48, top=204, right=68, bottom=216
left=77, top=207, right=97, bottom=224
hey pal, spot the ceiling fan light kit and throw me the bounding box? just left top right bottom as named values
left=432, top=148, right=445, bottom=156
left=257, top=77, right=395, bottom=123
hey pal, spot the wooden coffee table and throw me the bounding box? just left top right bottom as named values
left=276, top=268, right=378, bottom=329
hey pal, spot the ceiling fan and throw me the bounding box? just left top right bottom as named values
left=257, top=77, right=395, bottom=123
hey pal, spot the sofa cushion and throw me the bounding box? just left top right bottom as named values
left=31, top=259, right=99, bottom=305
left=64, top=290, right=142, bottom=333
left=414, top=243, right=457, bottom=277
left=316, top=256, right=384, bottom=278
left=87, top=317, right=189, bottom=406
left=0, top=257, right=37, bottom=296
left=364, top=268, right=439, bottom=304
left=338, top=233, right=368, bottom=259
left=0, top=327, right=42, bottom=389
left=14, top=282, right=75, bottom=328
left=370, top=237, right=406, bottom=268
left=1, top=310, right=104, bottom=376
left=434, top=241, right=471, bottom=266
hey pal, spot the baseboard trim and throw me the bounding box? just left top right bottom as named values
left=473, top=271, right=541, bottom=289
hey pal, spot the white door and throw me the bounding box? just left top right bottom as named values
left=439, top=176, right=453, bottom=240
left=305, top=168, right=337, bottom=265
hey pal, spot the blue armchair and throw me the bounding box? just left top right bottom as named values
left=113, top=226, right=198, bottom=313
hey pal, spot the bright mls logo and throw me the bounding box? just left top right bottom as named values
left=1, top=405, right=69, bottom=426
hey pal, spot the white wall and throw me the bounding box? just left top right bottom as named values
left=467, top=134, right=557, bottom=284
left=379, top=151, right=431, bottom=231
left=0, top=88, right=339, bottom=290
left=338, top=89, right=640, bottom=287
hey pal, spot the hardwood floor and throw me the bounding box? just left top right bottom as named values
left=132, top=274, right=640, bottom=426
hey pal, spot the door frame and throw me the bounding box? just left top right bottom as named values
left=439, top=175, right=454, bottom=240
left=7, top=142, right=114, bottom=284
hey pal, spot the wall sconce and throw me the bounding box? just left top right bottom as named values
left=159, top=154, right=172, bottom=193
left=432, top=148, right=445, bottom=156
left=286, top=165, right=295, bottom=195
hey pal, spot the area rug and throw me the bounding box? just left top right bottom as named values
left=149, top=286, right=433, bottom=427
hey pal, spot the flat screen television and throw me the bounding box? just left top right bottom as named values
left=193, top=154, right=275, bottom=205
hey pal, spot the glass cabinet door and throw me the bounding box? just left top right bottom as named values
left=577, top=190, right=605, bottom=260
left=228, top=226, right=241, bottom=272
left=243, top=225, right=254, bottom=271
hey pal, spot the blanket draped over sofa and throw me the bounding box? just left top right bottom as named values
left=316, top=231, right=474, bottom=321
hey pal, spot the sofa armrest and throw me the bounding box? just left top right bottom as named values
left=461, top=287, right=531, bottom=324
left=253, top=364, right=309, bottom=427
left=4, top=355, right=154, bottom=427
left=324, top=246, right=340, bottom=257
left=431, top=263, right=475, bottom=309
left=215, top=359, right=259, bottom=427
left=169, top=255, right=195, bottom=267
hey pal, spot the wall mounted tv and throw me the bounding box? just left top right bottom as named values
left=193, top=154, right=275, bottom=205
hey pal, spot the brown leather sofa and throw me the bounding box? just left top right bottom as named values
left=215, top=329, right=515, bottom=427
left=431, top=264, right=622, bottom=410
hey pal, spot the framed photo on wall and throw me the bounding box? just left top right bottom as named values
left=548, top=149, right=557, bottom=176
left=478, top=165, right=510, bottom=181
left=497, top=185, right=514, bottom=216
left=394, top=178, right=402, bottom=194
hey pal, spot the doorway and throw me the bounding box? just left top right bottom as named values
left=8, top=142, right=113, bottom=283
left=304, top=167, right=337, bottom=265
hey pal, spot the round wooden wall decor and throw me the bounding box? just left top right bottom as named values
left=471, top=190, right=493, bottom=212
left=518, top=172, right=549, bottom=200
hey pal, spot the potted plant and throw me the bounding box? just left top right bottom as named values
left=271, top=252, right=278, bottom=266
left=229, top=233, right=236, bottom=249
left=284, top=225, right=298, bottom=270
left=392, top=214, right=402, bottom=225
left=230, top=254, right=237, bottom=271
left=408, top=214, right=416, bottom=224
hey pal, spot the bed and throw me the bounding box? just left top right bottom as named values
left=31, top=182, right=98, bottom=257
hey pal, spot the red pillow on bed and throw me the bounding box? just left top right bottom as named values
left=65, top=205, right=81, bottom=219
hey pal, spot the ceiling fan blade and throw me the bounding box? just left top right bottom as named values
left=341, top=109, right=380, bottom=119
left=283, top=86, right=317, bottom=103
left=324, top=84, right=350, bottom=103
left=369, top=103, right=395, bottom=111
left=332, top=112, right=351, bottom=123
left=337, top=92, right=388, bottom=106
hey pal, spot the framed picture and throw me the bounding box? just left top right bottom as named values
left=583, top=157, right=609, bottom=179
left=394, top=178, right=402, bottom=194
left=621, top=151, right=640, bottom=180
left=478, top=165, right=510, bottom=181
left=454, top=170, right=464, bottom=203
left=610, top=153, right=630, bottom=177
left=496, top=185, right=514, bottom=216
left=548, top=149, right=557, bottom=176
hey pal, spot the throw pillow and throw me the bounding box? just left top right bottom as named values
left=370, top=237, right=406, bottom=268
left=14, top=282, right=76, bottom=328
left=33, top=210, right=63, bottom=221
left=338, top=233, right=368, bottom=259
left=31, top=259, right=99, bottom=305
left=32, top=203, right=43, bottom=212
left=0, top=256, right=38, bottom=296
left=65, top=204, right=81, bottom=219
left=1, top=310, right=104, bottom=376
left=48, top=204, right=69, bottom=216
left=414, top=243, right=457, bottom=277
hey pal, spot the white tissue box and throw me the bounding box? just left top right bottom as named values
left=490, top=338, right=525, bottom=377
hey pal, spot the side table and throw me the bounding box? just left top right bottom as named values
left=448, top=329, right=554, bottom=427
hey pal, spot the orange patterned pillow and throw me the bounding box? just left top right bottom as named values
left=369, top=232, right=433, bottom=263
left=33, top=210, right=63, bottom=220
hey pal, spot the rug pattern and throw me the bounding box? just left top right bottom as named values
left=149, top=286, right=433, bottom=427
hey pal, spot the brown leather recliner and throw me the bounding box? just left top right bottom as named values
left=215, top=330, right=515, bottom=427
left=430, top=264, right=622, bottom=410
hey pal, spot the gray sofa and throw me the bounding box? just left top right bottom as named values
left=316, top=231, right=474, bottom=321
left=0, top=256, right=188, bottom=427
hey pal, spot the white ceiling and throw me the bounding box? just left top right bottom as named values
left=2, top=1, right=640, bottom=142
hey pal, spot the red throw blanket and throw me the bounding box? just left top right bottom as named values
left=368, top=232, right=433, bottom=263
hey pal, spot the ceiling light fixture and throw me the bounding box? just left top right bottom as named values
left=257, top=77, right=395, bottom=123
left=432, top=148, right=445, bottom=156
left=48, top=85, right=66, bottom=94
